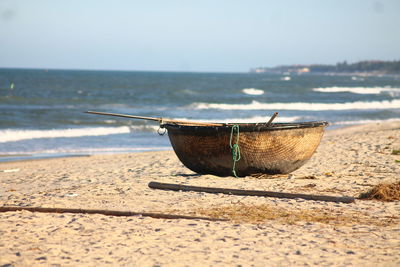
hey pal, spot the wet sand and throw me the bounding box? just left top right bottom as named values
left=0, top=121, right=399, bottom=266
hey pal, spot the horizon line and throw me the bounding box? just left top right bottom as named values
left=0, top=66, right=248, bottom=74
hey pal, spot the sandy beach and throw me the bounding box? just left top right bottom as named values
left=0, top=121, right=399, bottom=266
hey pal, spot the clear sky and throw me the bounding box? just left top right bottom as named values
left=1, top=0, right=399, bottom=72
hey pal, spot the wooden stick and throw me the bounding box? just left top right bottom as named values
left=85, top=111, right=223, bottom=127
left=86, top=111, right=163, bottom=122
left=0, top=206, right=228, bottom=221
left=148, top=182, right=355, bottom=203
left=266, top=112, right=279, bottom=126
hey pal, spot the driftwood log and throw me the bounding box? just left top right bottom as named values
left=148, top=182, right=355, bottom=203
left=0, top=206, right=227, bottom=221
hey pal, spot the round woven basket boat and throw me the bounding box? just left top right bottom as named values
left=162, top=121, right=329, bottom=177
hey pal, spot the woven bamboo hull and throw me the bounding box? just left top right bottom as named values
left=164, top=122, right=328, bottom=177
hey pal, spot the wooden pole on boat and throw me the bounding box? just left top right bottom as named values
left=266, top=112, right=279, bottom=126
left=148, top=182, right=355, bottom=203
left=85, top=111, right=224, bottom=127
left=86, top=111, right=163, bottom=122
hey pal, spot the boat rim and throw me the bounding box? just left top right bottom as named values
left=161, top=121, right=329, bottom=132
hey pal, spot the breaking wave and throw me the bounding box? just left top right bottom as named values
left=0, top=126, right=159, bottom=143
left=242, top=88, right=264, bottom=95
left=192, top=99, right=400, bottom=111
left=313, top=86, right=400, bottom=95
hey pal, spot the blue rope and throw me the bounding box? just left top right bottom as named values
left=229, top=125, right=241, bottom=178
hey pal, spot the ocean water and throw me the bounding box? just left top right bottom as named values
left=1, top=68, right=400, bottom=161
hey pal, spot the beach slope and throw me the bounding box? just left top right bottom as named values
left=0, top=121, right=399, bottom=266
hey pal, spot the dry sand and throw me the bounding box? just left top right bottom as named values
left=0, top=121, right=399, bottom=266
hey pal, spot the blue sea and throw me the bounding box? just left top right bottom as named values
left=1, top=68, right=400, bottom=161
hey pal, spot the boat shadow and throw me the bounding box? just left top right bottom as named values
left=174, top=173, right=202, bottom=178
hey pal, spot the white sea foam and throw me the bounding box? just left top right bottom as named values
left=313, top=86, right=400, bottom=95
left=333, top=118, right=400, bottom=125
left=0, top=116, right=306, bottom=144
left=192, top=99, right=400, bottom=111
left=0, top=126, right=159, bottom=143
left=242, top=88, right=264, bottom=95
left=174, top=116, right=301, bottom=124
left=0, top=146, right=172, bottom=157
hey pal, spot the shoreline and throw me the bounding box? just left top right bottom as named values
left=0, top=121, right=399, bottom=266
left=2, top=120, right=399, bottom=164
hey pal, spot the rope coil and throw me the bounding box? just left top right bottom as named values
left=229, top=125, right=241, bottom=178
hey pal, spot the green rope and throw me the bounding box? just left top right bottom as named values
left=229, top=124, right=241, bottom=178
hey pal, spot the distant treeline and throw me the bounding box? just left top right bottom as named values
left=251, top=60, right=400, bottom=74
left=311, top=60, right=400, bottom=73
